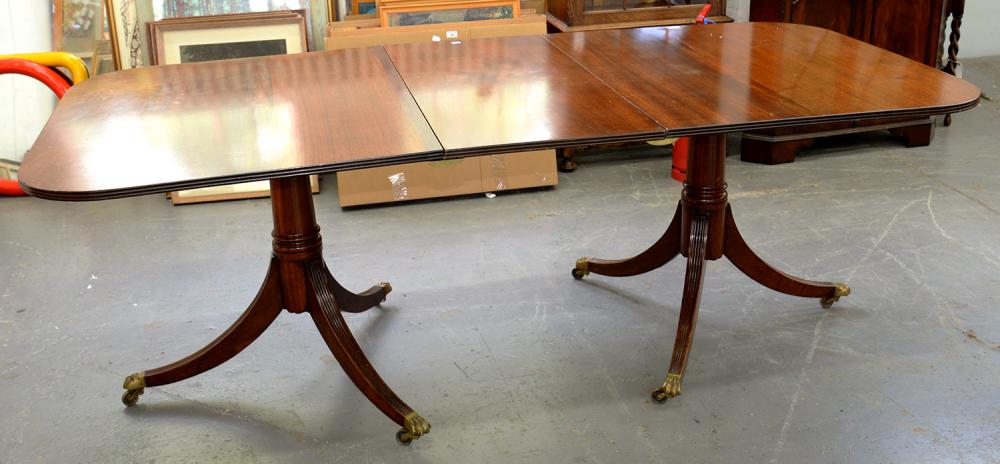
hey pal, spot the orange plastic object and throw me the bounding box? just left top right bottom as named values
left=671, top=137, right=689, bottom=182
left=0, top=58, right=71, bottom=98
left=695, top=4, right=712, bottom=23
left=0, top=51, right=89, bottom=84
left=1, top=58, right=73, bottom=196
left=0, top=180, right=26, bottom=196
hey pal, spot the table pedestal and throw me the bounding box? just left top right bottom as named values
left=571, top=133, right=851, bottom=401
left=120, top=176, right=429, bottom=444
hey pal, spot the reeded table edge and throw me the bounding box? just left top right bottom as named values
left=661, top=99, right=981, bottom=137
left=440, top=129, right=668, bottom=157
left=19, top=149, right=442, bottom=202
left=21, top=124, right=669, bottom=200
left=23, top=94, right=984, bottom=201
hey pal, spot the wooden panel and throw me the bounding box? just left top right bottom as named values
left=789, top=0, right=856, bottom=36
left=748, top=0, right=789, bottom=22
left=384, top=35, right=665, bottom=155
left=548, top=0, right=727, bottom=27
left=20, top=47, right=443, bottom=200
left=868, top=0, right=946, bottom=65
left=546, top=23, right=980, bottom=136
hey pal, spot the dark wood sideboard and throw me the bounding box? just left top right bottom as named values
left=742, top=0, right=966, bottom=164
left=546, top=0, right=730, bottom=32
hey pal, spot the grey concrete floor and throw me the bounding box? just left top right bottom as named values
left=2, top=58, right=999, bottom=464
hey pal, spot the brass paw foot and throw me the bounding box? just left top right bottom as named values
left=572, top=257, right=590, bottom=280
left=396, top=411, right=431, bottom=445
left=380, top=282, right=393, bottom=301
left=820, top=283, right=851, bottom=309
left=121, top=372, right=146, bottom=406
left=651, top=373, right=682, bottom=403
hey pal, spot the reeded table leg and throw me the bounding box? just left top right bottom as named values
left=305, top=261, right=429, bottom=444
left=572, top=133, right=850, bottom=401
left=122, top=176, right=427, bottom=443
left=652, top=213, right=708, bottom=401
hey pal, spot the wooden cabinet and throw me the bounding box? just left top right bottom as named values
left=742, top=0, right=965, bottom=164
left=546, top=0, right=729, bottom=32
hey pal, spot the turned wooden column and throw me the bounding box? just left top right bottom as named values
left=680, top=133, right=727, bottom=260
left=270, top=176, right=323, bottom=314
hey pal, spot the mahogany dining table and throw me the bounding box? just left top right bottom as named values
left=19, top=23, right=980, bottom=444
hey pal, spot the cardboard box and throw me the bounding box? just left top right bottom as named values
left=337, top=150, right=557, bottom=207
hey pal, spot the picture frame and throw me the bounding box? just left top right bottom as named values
left=378, top=0, right=519, bottom=27
left=0, top=159, right=19, bottom=181
left=51, top=0, right=116, bottom=75
left=168, top=177, right=321, bottom=205
left=103, top=0, right=144, bottom=69
left=146, top=10, right=308, bottom=66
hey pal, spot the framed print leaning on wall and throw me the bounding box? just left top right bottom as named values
left=146, top=10, right=308, bottom=65
left=104, top=0, right=144, bottom=69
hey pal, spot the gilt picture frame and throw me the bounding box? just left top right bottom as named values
left=378, top=0, right=519, bottom=27
left=103, top=0, right=144, bottom=69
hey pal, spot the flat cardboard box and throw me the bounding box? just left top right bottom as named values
left=337, top=150, right=557, bottom=207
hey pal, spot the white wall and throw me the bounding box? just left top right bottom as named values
left=959, top=0, right=1000, bottom=58
left=727, top=0, right=751, bottom=22
left=0, top=1, right=55, bottom=164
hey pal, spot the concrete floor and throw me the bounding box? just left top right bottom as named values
left=2, top=58, right=999, bottom=464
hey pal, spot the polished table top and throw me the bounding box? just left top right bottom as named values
left=384, top=35, right=664, bottom=156
left=546, top=23, right=981, bottom=135
left=20, top=23, right=980, bottom=201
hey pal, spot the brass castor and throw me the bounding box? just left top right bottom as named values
left=121, top=372, right=146, bottom=406
left=396, top=429, right=415, bottom=445
left=820, top=283, right=851, bottom=309
left=122, top=389, right=141, bottom=406
left=572, top=258, right=590, bottom=281
left=651, top=373, right=682, bottom=403
left=379, top=282, right=393, bottom=302
left=396, top=411, right=430, bottom=445
left=557, top=148, right=578, bottom=172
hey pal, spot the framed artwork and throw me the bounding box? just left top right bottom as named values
left=52, top=0, right=115, bottom=75
left=378, top=0, right=519, bottom=27
left=103, top=0, right=145, bottom=69
left=168, top=177, right=320, bottom=205
left=101, top=1, right=333, bottom=72
left=147, top=10, right=307, bottom=65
